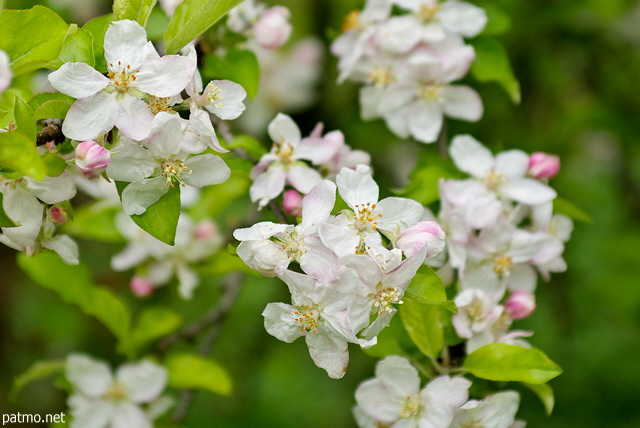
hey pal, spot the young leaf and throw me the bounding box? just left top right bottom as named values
left=0, top=6, right=69, bottom=75
left=33, top=100, right=72, bottom=120
left=115, top=181, right=181, bottom=246
left=404, top=265, right=447, bottom=304
left=41, top=153, right=67, bottom=177
left=0, top=130, right=45, bottom=179
left=470, top=37, right=521, bottom=104
left=463, top=344, right=563, bottom=384
left=522, top=382, right=555, bottom=416
left=164, top=0, right=243, bottom=54
left=28, top=92, right=75, bottom=111
left=10, top=360, right=65, bottom=401
left=12, top=96, right=36, bottom=141
left=83, top=14, right=115, bottom=73
left=554, top=197, right=592, bottom=224
left=166, top=353, right=232, bottom=395
left=113, top=0, right=158, bottom=27
left=400, top=298, right=445, bottom=359
left=54, top=24, right=95, bottom=67
left=17, top=252, right=134, bottom=357
left=131, top=307, right=183, bottom=351
left=0, top=192, right=18, bottom=227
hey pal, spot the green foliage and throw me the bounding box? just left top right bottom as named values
left=477, top=1, right=512, bottom=36
left=166, top=353, right=232, bottom=395
left=0, top=193, right=17, bottom=227
left=83, top=14, right=115, bottom=72
left=554, top=197, right=592, bottom=224
left=398, top=151, right=460, bottom=205
left=363, top=313, right=414, bottom=358
left=41, top=154, right=67, bottom=177
left=522, top=382, right=555, bottom=416
left=113, top=0, right=158, bottom=28
left=0, top=130, right=45, bottom=179
left=17, top=252, right=134, bottom=357
left=470, top=37, right=521, bottom=104
left=62, top=203, right=124, bottom=243
left=203, top=49, right=260, bottom=99
left=463, top=344, right=562, bottom=384
left=55, top=24, right=95, bottom=68
left=400, top=298, right=445, bottom=359
left=404, top=265, right=453, bottom=309
left=115, top=182, right=181, bottom=246
left=131, top=307, right=182, bottom=351
left=196, top=249, right=258, bottom=276
left=227, top=134, right=267, bottom=160
left=0, top=6, right=69, bottom=75
left=163, top=0, right=243, bottom=54
left=12, top=95, right=35, bottom=141
left=9, top=360, right=65, bottom=402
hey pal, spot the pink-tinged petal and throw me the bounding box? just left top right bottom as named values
left=305, top=329, right=349, bottom=379
left=104, top=20, right=148, bottom=70
left=500, top=178, right=557, bottom=205
left=182, top=154, right=230, bottom=188
left=495, top=150, right=529, bottom=179
left=376, top=197, right=424, bottom=233
left=107, top=144, right=156, bottom=182
left=114, top=95, right=154, bottom=141
left=268, top=113, right=301, bottom=145
left=136, top=55, right=196, bottom=97
left=236, top=240, right=288, bottom=276
left=62, top=92, right=118, bottom=141
left=529, top=152, right=560, bottom=179
left=254, top=6, right=292, bottom=49
left=409, top=101, right=443, bottom=143
left=300, top=235, right=340, bottom=282
left=250, top=165, right=287, bottom=208
left=1, top=186, right=43, bottom=247
left=287, top=164, right=323, bottom=194
left=66, top=354, right=112, bottom=397
left=121, top=177, right=168, bottom=215
left=263, top=302, right=306, bottom=343
left=355, top=378, right=405, bottom=423
left=300, top=180, right=336, bottom=233
left=296, top=130, right=344, bottom=164
left=449, top=135, right=494, bottom=178
left=396, top=221, right=446, bottom=258
left=336, top=164, right=379, bottom=208
left=442, top=85, right=483, bottom=121
left=341, top=253, right=382, bottom=290
left=48, top=62, right=109, bottom=98
left=319, top=222, right=360, bottom=257
left=439, top=1, right=488, bottom=38
left=116, top=360, right=166, bottom=403
left=283, top=190, right=303, bottom=216
left=26, top=172, right=76, bottom=204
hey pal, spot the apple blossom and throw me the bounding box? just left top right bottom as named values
left=0, top=49, right=11, bottom=93
left=396, top=220, right=446, bottom=258
left=75, top=140, right=111, bottom=179
left=505, top=291, right=536, bottom=320
left=451, top=391, right=521, bottom=428
left=528, top=152, right=560, bottom=179
left=254, top=6, right=292, bottom=49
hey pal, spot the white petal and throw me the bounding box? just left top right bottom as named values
left=449, top=135, right=494, bottom=178
left=376, top=356, right=420, bottom=396
left=48, top=62, right=109, bottom=98
left=104, top=20, right=148, bottom=70
left=0, top=50, right=12, bottom=93
left=234, top=222, right=292, bottom=241
left=109, top=402, right=152, bottom=428
left=107, top=144, right=156, bottom=182
left=376, top=197, right=423, bottom=233
left=439, top=1, right=488, bottom=38
left=250, top=165, right=286, bottom=208
left=318, top=222, right=360, bottom=257
left=359, top=86, right=384, bottom=120
left=296, top=130, right=344, bottom=164
left=383, top=105, right=411, bottom=139
left=186, top=109, right=227, bottom=153
left=422, top=375, right=471, bottom=408
left=336, top=164, right=378, bottom=208
left=26, top=172, right=76, bottom=204
left=236, top=240, right=288, bottom=276
left=114, top=95, right=154, bottom=141
left=62, top=92, right=118, bottom=141
left=500, top=178, right=557, bottom=205
left=66, top=354, right=112, bottom=397
left=442, top=85, right=483, bottom=121
left=1, top=186, right=43, bottom=247
left=409, top=101, right=443, bottom=143
left=300, top=180, right=336, bottom=233
left=67, top=395, right=113, bottom=428
left=145, top=111, right=183, bottom=157
left=121, top=177, right=169, bottom=215
left=495, top=150, right=529, bottom=180
left=204, top=80, right=247, bottom=120
left=263, top=302, right=305, bottom=343
left=42, top=235, right=79, bottom=264
left=136, top=55, right=196, bottom=97
left=116, top=360, right=167, bottom=403
left=182, top=154, right=230, bottom=188
left=299, top=235, right=340, bottom=282
left=355, top=378, right=404, bottom=423
left=268, top=113, right=301, bottom=145
left=287, top=164, right=323, bottom=194
left=305, top=329, right=349, bottom=379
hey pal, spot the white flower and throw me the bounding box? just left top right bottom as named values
left=254, top=6, right=292, bottom=49
left=0, top=49, right=12, bottom=93
left=354, top=356, right=471, bottom=427
left=451, top=391, right=521, bottom=428
left=49, top=20, right=196, bottom=141
left=65, top=354, right=168, bottom=428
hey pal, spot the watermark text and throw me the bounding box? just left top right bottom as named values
left=2, top=413, right=66, bottom=425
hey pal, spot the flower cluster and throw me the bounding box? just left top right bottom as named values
left=354, top=356, right=522, bottom=428
left=236, top=163, right=446, bottom=378
left=226, top=0, right=293, bottom=50
left=435, top=135, right=571, bottom=353
left=331, top=0, right=487, bottom=143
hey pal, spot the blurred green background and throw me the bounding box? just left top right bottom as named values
left=2, top=0, right=640, bottom=426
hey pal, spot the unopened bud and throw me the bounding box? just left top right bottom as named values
left=529, top=152, right=560, bottom=179
left=505, top=291, right=536, bottom=320
left=254, top=6, right=292, bottom=49
left=282, top=190, right=303, bottom=216
left=75, top=140, right=111, bottom=180
left=48, top=204, right=69, bottom=225
left=396, top=221, right=446, bottom=258
left=130, top=276, right=154, bottom=297
left=195, top=219, right=219, bottom=241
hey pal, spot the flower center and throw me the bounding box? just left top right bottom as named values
left=147, top=96, right=173, bottom=114
left=485, top=168, right=506, bottom=190
left=353, top=202, right=382, bottom=231
left=107, top=62, right=139, bottom=93
left=493, top=256, right=513, bottom=278
left=419, top=3, right=441, bottom=22
left=103, top=383, right=126, bottom=401
left=275, top=231, right=305, bottom=261
left=467, top=298, right=485, bottom=321
left=373, top=287, right=403, bottom=316
left=293, top=305, right=319, bottom=334
left=160, top=158, right=192, bottom=187
left=204, top=83, right=225, bottom=109
left=274, top=141, right=295, bottom=164
left=342, top=10, right=360, bottom=32
left=418, top=83, right=443, bottom=102
left=368, top=66, right=394, bottom=88
left=399, top=394, right=422, bottom=419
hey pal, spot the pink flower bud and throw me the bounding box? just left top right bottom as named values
left=75, top=140, right=110, bottom=179
left=396, top=221, right=446, bottom=258
left=195, top=220, right=219, bottom=241
left=505, top=291, right=536, bottom=320
left=253, top=6, right=292, bottom=49
left=528, top=152, right=560, bottom=179
left=130, top=276, right=154, bottom=298
left=48, top=205, right=69, bottom=225
left=282, top=190, right=303, bottom=216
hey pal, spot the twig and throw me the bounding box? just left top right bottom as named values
left=268, top=199, right=288, bottom=224
left=437, top=120, right=449, bottom=158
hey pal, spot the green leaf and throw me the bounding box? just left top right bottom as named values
left=41, top=153, right=67, bottom=177
left=13, top=96, right=36, bottom=141
left=463, top=344, right=563, bottom=384
left=0, top=130, right=45, bottom=179
left=34, top=100, right=72, bottom=120
left=62, top=203, right=124, bottom=243
left=0, top=6, right=69, bottom=75
left=196, top=248, right=258, bottom=276
left=203, top=49, right=260, bottom=99
left=400, top=298, right=445, bottom=359
left=363, top=312, right=414, bottom=358
left=0, top=193, right=17, bottom=227
left=114, top=0, right=158, bottom=27
left=553, top=197, right=592, bottom=224
left=164, top=0, right=243, bottom=54
left=131, top=307, right=182, bottom=350
left=146, top=6, right=170, bottom=41
left=470, top=37, right=521, bottom=104
left=227, top=134, right=267, bottom=159
left=54, top=24, right=95, bottom=68
left=522, top=382, right=555, bottom=416
left=116, top=181, right=181, bottom=245
left=83, top=14, right=114, bottom=72
left=28, top=92, right=75, bottom=111
left=17, top=252, right=134, bottom=357
left=405, top=265, right=446, bottom=303
left=10, top=360, right=65, bottom=401
left=166, top=353, right=232, bottom=395
left=477, top=1, right=512, bottom=36
left=398, top=152, right=460, bottom=205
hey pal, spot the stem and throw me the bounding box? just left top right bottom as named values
left=437, top=120, right=449, bottom=158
